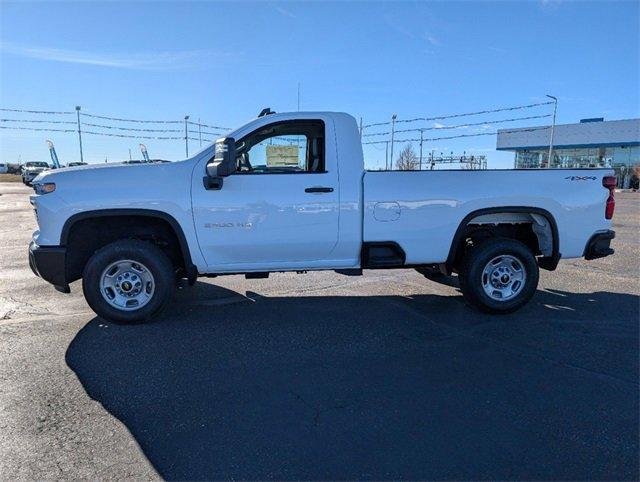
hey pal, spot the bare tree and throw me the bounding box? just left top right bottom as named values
left=396, top=143, right=419, bottom=170
left=631, top=164, right=640, bottom=191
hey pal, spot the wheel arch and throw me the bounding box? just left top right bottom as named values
left=61, top=209, right=197, bottom=283
left=445, top=206, right=560, bottom=274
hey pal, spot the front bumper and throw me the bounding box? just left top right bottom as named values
left=23, top=172, right=40, bottom=181
left=584, top=230, right=615, bottom=260
left=28, top=241, right=70, bottom=293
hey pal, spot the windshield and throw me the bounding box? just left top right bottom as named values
left=26, top=162, right=48, bottom=168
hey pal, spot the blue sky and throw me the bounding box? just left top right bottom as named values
left=1, top=0, right=638, bottom=168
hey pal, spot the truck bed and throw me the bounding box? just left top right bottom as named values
left=363, top=169, right=613, bottom=265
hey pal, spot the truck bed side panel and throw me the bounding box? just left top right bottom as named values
left=363, top=169, right=613, bottom=264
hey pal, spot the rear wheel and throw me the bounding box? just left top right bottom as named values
left=459, top=237, right=538, bottom=314
left=82, top=239, right=175, bottom=323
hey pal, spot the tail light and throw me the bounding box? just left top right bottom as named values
left=603, top=176, right=616, bottom=220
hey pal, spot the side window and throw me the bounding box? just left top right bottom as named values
left=235, top=120, right=325, bottom=174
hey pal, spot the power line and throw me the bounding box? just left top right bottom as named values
left=362, top=125, right=550, bottom=145
left=187, top=129, right=222, bottom=137
left=82, top=122, right=182, bottom=133
left=186, top=120, right=230, bottom=130
left=82, top=130, right=185, bottom=140
left=1, top=118, right=76, bottom=125
left=0, top=108, right=74, bottom=115
left=83, top=130, right=215, bottom=142
left=397, top=101, right=554, bottom=124
left=79, top=112, right=183, bottom=124
left=0, top=124, right=219, bottom=142
left=0, top=125, right=76, bottom=133
left=362, top=114, right=552, bottom=137
left=362, top=101, right=554, bottom=128
left=1, top=107, right=229, bottom=131
left=1, top=112, right=549, bottom=144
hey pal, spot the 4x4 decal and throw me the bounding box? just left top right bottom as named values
left=565, top=176, right=597, bottom=181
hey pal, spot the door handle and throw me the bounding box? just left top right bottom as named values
left=305, top=187, right=334, bottom=193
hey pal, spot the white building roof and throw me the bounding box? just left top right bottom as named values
left=496, top=118, right=640, bottom=151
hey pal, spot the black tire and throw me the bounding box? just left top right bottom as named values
left=459, top=237, right=539, bottom=314
left=82, top=239, right=175, bottom=323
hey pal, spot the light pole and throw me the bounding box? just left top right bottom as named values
left=546, top=95, right=558, bottom=168
left=184, top=115, right=190, bottom=157
left=419, top=129, right=424, bottom=170
left=75, top=106, right=84, bottom=163
left=389, top=113, right=397, bottom=170
left=384, top=141, right=389, bottom=170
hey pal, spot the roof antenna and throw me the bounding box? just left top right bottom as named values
left=258, top=107, right=275, bottom=117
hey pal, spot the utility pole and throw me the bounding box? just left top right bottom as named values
left=129, top=148, right=132, bottom=161
left=184, top=115, right=190, bottom=157
left=546, top=94, right=558, bottom=169
left=389, top=114, right=397, bottom=170
left=198, top=118, right=202, bottom=147
left=75, top=106, right=84, bottom=163
left=385, top=141, right=389, bottom=170
left=419, top=129, right=424, bottom=170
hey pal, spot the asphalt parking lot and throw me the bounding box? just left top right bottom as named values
left=0, top=181, right=638, bottom=480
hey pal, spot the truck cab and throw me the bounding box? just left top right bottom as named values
left=192, top=112, right=363, bottom=273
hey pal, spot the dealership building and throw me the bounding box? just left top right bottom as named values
left=496, top=118, right=639, bottom=187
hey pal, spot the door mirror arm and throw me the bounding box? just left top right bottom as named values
left=202, top=175, right=223, bottom=190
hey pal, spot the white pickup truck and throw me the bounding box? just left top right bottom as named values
left=28, top=110, right=616, bottom=323
left=21, top=161, right=51, bottom=185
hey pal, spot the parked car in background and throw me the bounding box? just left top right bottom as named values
left=66, top=162, right=88, bottom=168
left=21, top=161, right=50, bottom=185
left=0, top=163, right=8, bottom=174
left=7, top=163, right=22, bottom=174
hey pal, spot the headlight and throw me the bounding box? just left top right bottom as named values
left=33, top=182, right=56, bottom=195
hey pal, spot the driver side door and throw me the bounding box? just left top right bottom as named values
left=191, top=118, right=340, bottom=272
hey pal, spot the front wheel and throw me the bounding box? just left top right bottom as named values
left=82, top=239, right=175, bottom=323
left=459, top=237, right=539, bottom=314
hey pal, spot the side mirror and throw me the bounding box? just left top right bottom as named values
left=204, top=137, right=237, bottom=190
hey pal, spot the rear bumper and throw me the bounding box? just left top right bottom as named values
left=584, top=230, right=615, bottom=260
left=28, top=241, right=70, bottom=292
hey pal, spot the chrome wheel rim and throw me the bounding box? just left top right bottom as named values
left=481, top=255, right=526, bottom=301
left=100, top=259, right=155, bottom=311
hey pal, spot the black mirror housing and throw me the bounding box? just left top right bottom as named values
left=207, top=137, right=236, bottom=177
left=204, top=138, right=236, bottom=190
